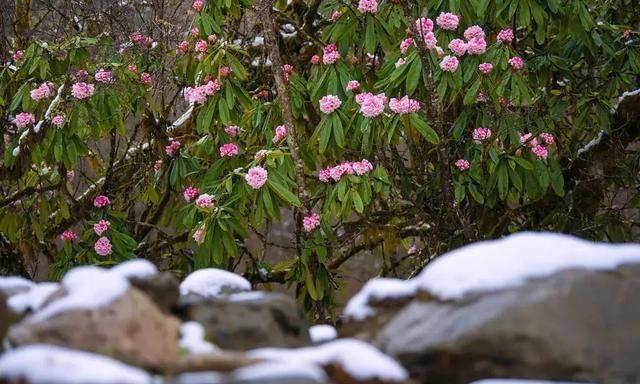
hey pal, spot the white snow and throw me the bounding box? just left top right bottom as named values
left=0, top=276, right=34, bottom=295
left=470, top=380, right=593, bottom=384
left=577, top=130, right=604, bottom=156
left=110, top=259, right=158, bottom=279
left=175, top=371, right=224, bottom=384
left=31, top=265, right=130, bottom=322
left=309, top=324, right=337, bottom=344
left=0, top=344, right=151, bottom=384
left=228, top=291, right=267, bottom=301
left=233, top=361, right=327, bottom=383
left=7, top=282, right=59, bottom=314
left=344, top=232, right=640, bottom=320
left=251, top=36, right=265, bottom=47
left=180, top=268, right=251, bottom=298
left=611, top=87, right=640, bottom=113
left=179, top=321, right=220, bottom=355
left=249, top=338, right=408, bottom=382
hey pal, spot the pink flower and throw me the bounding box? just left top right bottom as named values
left=128, top=64, right=138, bottom=73
left=540, top=132, right=554, bottom=146
left=183, top=186, right=199, bottom=202
left=448, top=39, right=467, bottom=56
left=195, top=40, right=208, bottom=53
left=331, top=10, right=343, bottom=21
left=255, top=149, right=268, bottom=160
left=140, top=72, right=153, bottom=85
left=196, top=193, right=215, bottom=209
left=272, top=125, right=288, bottom=144
left=415, top=18, right=434, bottom=36
left=353, top=159, right=373, bottom=175
left=439, top=55, right=459, bottom=72
left=245, top=166, right=268, bottom=189
left=358, top=0, right=378, bottom=13
left=476, top=92, right=487, bottom=103
left=219, top=66, right=231, bottom=78
left=423, top=32, right=438, bottom=49
left=282, top=64, right=293, bottom=83
left=303, top=213, right=321, bottom=232
left=400, top=38, right=414, bottom=54
left=94, top=237, right=112, bottom=257
left=466, top=37, right=487, bottom=55
left=436, top=12, right=459, bottom=30
left=154, top=159, right=163, bottom=171
left=497, top=28, right=515, bottom=43
left=183, top=86, right=207, bottom=104
left=12, top=50, right=23, bottom=62
left=130, top=32, right=144, bottom=44
left=208, top=34, right=218, bottom=44
left=224, top=125, right=238, bottom=137
left=472, top=127, right=492, bottom=143
left=220, top=143, right=239, bottom=157
left=532, top=145, right=548, bottom=159
left=71, top=82, right=95, bottom=99
left=93, top=195, right=111, bottom=208
left=356, top=92, right=386, bottom=118
left=192, top=0, right=204, bottom=12
left=346, top=80, right=360, bottom=92
left=93, top=220, right=110, bottom=236
left=310, top=55, right=321, bottom=65
left=464, top=25, right=485, bottom=40
left=14, top=112, right=35, bottom=128
left=519, top=133, right=538, bottom=147
left=75, top=70, right=88, bottom=82
left=319, top=167, right=332, bottom=182
left=190, top=27, right=200, bottom=38
left=60, top=230, right=78, bottom=242
left=455, top=159, right=470, bottom=171
left=165, top=140, right=181, bottom=156
left=95, top=69, right=113, bottom=84
left=322, top=44, right=340, bottom=65
left=193, top=225, right=206, bottom=244
left=319, top=95, right=342, bottom=114
left=329, top=165, right=346, bottom=181
left=478, top=62, right=493, bottom=74
left=204, top=80, right=220, bottom=95
left=176, top=41, right=189, bottom=54
left=395, top=58, right=406, bottom=67
left=509, top=56, right=525, bottom=70
left=30, top=83, right=53, bottom=101
left=389, top=96, right=420, bottom=114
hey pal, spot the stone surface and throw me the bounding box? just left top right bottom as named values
left=129, top=272, right=179, bottom=313
left=179, top=291, right=310, bottom=350
left=7, top=287, right=181, bottom=369
left=344, top=264, right=640, bottom=384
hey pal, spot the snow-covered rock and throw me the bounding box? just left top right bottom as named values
left=180, top=321, right=220, bottom=355
left=0, top=276, right=34, bottom=297
left=180, top=268, right=251, bottom=299
left=233, top=361, right=327, bottom=383
left=309, top=324, right=337, bottom=344
left=109, top=259, right=158, bottom=279
left=7, top=282, right=59, bottom=315
left=0, top=344, right=152, bottom=384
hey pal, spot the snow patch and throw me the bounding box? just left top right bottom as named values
left=233, top=361, right=327, bottom=383
left=611, top=87, right=640, bottom=113
left=249, top=338, right=408, bottom=382
left=110, top=259, right=158, bottom=279
left=470, top=380, right=594, bottom=384
left=180, top=321, right=220, bottom=355
left=180, top=268, right=251, bottom=298
left=8, top=282, right=59, bottom=314
left=309, top=324, right=337, bottom=344
left=175, top=371, right=224, bottom=384
left=227, top=291, right=268, bottom=301
left=0, top=276, right=34, bottom=296
left=344, top=278, right=419, bottom=320
left=0, top=344, right=151, bottom=384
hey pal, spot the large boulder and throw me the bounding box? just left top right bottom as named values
left=340, top=232, right=640, bottom=384
left=7, top=266, right=180, bottom=369
left=111, top=259, right=179, bottom=313
left=179, top=291, right=311, bottom=350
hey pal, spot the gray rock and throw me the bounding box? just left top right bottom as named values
left=129, top=272, right=180, bottom=313
left=179, top=291, right=311, bottom=350
left=350, top=265, right=640, bottom=384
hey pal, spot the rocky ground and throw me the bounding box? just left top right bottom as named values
left=1, top=231, right=640, bottom=384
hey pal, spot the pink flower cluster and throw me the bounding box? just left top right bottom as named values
left=14, top=112, right=35, bottom=128
left=192, top=0, right=204, bottom=12
left=355, top=92, right=386, bottom=118
left=436, top=12, right=459, bottom=30
left=319, top=95, right=342, bottom=114
left=448, top=39, right=467, bottom=56
left=400, top=38, right=413, bottom=54
left=183, top=80, right=221, bottom=104
left=272, top=125, right=288, bottom=144
left=497, top=28, right=515, bottom=43
left=165, top=140, right=181, bottom=156
left=346, top=80, right=360, bottom=92
left=93, top=195, right=110, bottom=208
left=440, top=56, right=459, bottom=72
left=220, top=143, right=239, bottom=157
left=176, top=40, right=189, bottom=54
left=12, top=50, right=23, bottom=62
left=323, top=44, right=340, bottom=65
left=93, top=220, right=110, bottom=236
left=455, top=159, right=470, bottom=171
left=310, top=55, right=321, bottom=65
left=331, top=10, right=343, bottom=22
left=195, top=40, right=208, bottom=53
left=140, top=73, right=153, bottom=85
left=303, top=213, right=321, bottom=232
left=282, top=64, right=293, bottom=83
left=183, top=186, right=199, bottom=202
left=219, top=66, right=231, bottom=78
left=193, top=225, right=205, bottom=244
left=532, top=145, right=548, bottom=159
left=318, top=159, right=374, bottom=182
left=30, top=83, right=53, bottom=101
left=51, top=115, right=65, bottom=126
left=509, top=56, right=525, bottom=70
left=479, top=62, right=493, bottom=75
left=71, top=82, right=95, bottom=99
left=357, top=0, right=378, bottom=13
left=95, top=69, right=113, bottom=84
left=389, top=96, right=420, bottom=114
left=94, top=237, right=112, bottom=257
left=464, top=25, right=485, bottom=40
left=225, top=125, right=238, bottom=137
left=246, top=166, right=268, bottom=189
left=472, top=127, right=492, bottom=143
left=520, top=132, right=554, bottom=159
left=60, top=230, right=78, bottom=242
left=196, top=193, right=215, bottom=209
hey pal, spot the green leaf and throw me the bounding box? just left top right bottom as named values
left=410, top=114, right=439, bottom=144
left=267, top=179, right=301, bottom=207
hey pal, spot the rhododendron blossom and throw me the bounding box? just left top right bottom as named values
left=51, top=115, right=65, bottom=126
left=400, top=38, right=413, bottom=54
left=12, top=50, right=23, bottom=62
left=520, top=133, right=538, bottom=147
left=466, top=37, right=487, bottom=55
left=220, top=143, right=239, bottom=157
left=183, top=186, right=199, bottom=202
left=464, top=26, right=485, bottom=40
left=355, top=92, right=386, bottom=118
left=532, top=145, right=549, bottom=159
left=208, top=34, right=218, bottom=44
left=255, top=149, right=268, bottom=160
left=195, top=40, right=208, bottom=52
left=245, top=166, right=268, bottom=189
left=439, top=55, right=459, bottom=72
left=193, top=225, right=205, bottom=244
left=165, top=140, right=181, bottom=156
left=94, top=237, right=112, bottom=257
left=219, top=66, right=231, bottom=78
left=509, top=56, right=525, bottom=70
left=95, top=69, right=113, bottom=84
left=30, top=83, right=52, bottom=101
left=303, top=213, right=321, bottom=232
left=224, top=125, right=238, bottom=137
left=319, top=95, right=342, bottom=114
left=93, top=195, right=110, bottom=208
left=346, top=80, right=360, bottom=92
left=472, top=127, right=492, bottom=143
left=357, top=0, right=378, bottom=14
left=93, top=220, right=110, bottom=236
left=192, top=0, right=204, bottom=12
left=455, top=159, right=470, bottom=171
left=423, top=32, right=438, bottom=49
left=140, top=73, right=152, bottom=85
left=448, top=39, right=467, bottom=56
left=177, top=40, right=189, bottom=54
left=272, top=125, right=288, bottom=144
left=322, top=44, right=340, bottom=65
left=71, top=82, right=95, bottom=99
left=389, top=96, right=420, bottom=114
left=497, top=28, right=515, bottom=43
left=436, top=12, right=459, bottom=30
left=196, top=193, right=215, bottom=209
left=415, top=18, right=434, bottom=36
left=395, top=58, right=406, bottom=68
left=479, top=62, right=493, bottom=74
left=60, top=230, right=78, bottom=242
left=319, top=159, right=373, bottom=182
left=14, top=112, right=35, bottom=128
left=190, top=27, right=200, bottom=37
left=540, top=132, right=555, bottom=146
left=330, top=10, right=343, bottom=22
left=310, top=55, right=320, bottom=65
